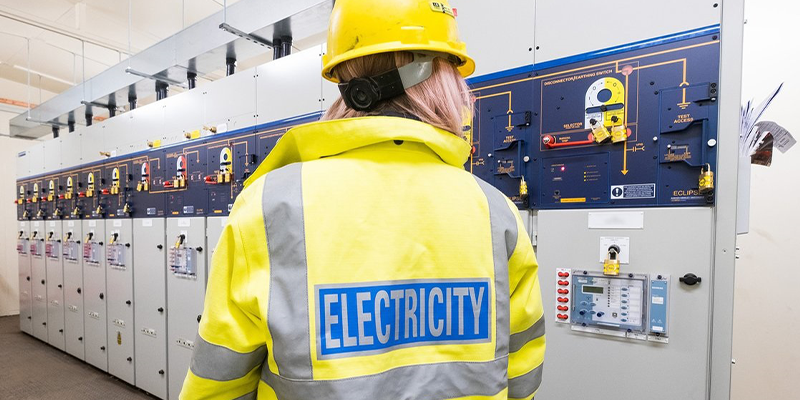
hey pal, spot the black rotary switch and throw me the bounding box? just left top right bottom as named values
left=158, top=369, right=165, bottom=375
left=99, top=293, right=104, bottom=300
left=77, top=288, right=81, bottom=294
left=157, top=244, right=163, bottom=250
left=126, top=300, right=132, bottom=305
left=679, top=273, right=702, bottom=286
left=157, top=307, right=164, bottom=313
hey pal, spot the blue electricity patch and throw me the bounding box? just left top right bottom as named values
left=315, top=279, right=492, bottom=358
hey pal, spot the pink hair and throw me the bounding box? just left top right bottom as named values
left=322, top=52, right=473, bottom=137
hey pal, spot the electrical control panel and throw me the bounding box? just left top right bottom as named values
left=29, top=230, right=43, bottom=257
left=45, top=231, right=60, bottom=259
left=555, top=268, right=670, bottom=342
left=169, top=235, right=196, bottom=278
left=470, top=32, right=720, bottom=209
left=82, top=232, right=102, bottom=265
left=107, top=235, right=126, bottom=269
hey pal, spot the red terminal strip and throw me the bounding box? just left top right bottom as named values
left=558, top=271, right=570, bottom=278
left=557, top=280, right=569, bottom=286
left=558, top=288, right=569, bottom=295
left=557, top=314, right=569, bottom=320
left=557, top=305, right=569, bottom=311
left=557, top=297, right=569, bottom=303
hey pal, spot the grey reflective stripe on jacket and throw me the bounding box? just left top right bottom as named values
left=190, top=336, right=267, bottom=381
left=262, top=162, right=314, bottom=380
left=473, top=177, right=516, bottom=360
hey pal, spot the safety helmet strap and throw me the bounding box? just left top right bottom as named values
left=338, top=53, right=436, bottom=112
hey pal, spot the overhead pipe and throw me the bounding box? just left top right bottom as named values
left=273, top=37, right=283, bottom=59
left=281, top=36, right=293, bottom=57
left=187, top=72, right=197, bottom=90
left=156, top=81, right=169, bottom=101
left=52, top=126, right=59, bottom=138
left=226, top=57, right=236, bottom=76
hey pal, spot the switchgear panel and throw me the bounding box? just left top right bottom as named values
left=106, top=219, right=135, bottom=385
left=166, top=217, right=207, bottom=399
left=46, top=221, right=66, bottom=351
left=82, top=220, right=108, bottom=371
left=133, top=218, right=168, bottom=399
left=30, top=221, right=48, bottom=342
left=18, top=221, right=32, bottom=335
left=62, top=220, right=85, bottom=360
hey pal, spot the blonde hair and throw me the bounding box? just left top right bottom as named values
left=322, top=52, right=473, bottom=137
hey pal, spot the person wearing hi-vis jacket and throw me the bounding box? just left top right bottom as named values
left=180, top=1, right=545, bottom=399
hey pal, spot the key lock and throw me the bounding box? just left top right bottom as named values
left=603, top=245, right=621, bottom=276
left=699, top=163, right=715, bottom=194
left=175, top=234, right=186, bottom=249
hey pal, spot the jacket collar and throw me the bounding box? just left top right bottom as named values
left=244, top=116, right=471, bottom=187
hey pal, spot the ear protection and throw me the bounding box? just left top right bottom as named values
left=338, top=53, right=436, bottom=112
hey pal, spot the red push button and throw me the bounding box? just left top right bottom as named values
left=557, top=305, right=569, bottom=311
left=102, top=189, right=110, bottom=195
left=558, top=288, right=569, bottom=295
left=558, top=280, right=569, bottom=286
left=558, top=271, right=570, bottom=278
left=557, top=314, right=568, bottom=320
left=557, top=297, right=569, bottom=303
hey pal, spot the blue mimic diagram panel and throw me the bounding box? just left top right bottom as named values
left=470, top=32, right=721, bottom=209
left=17, top=31, right=721, bottom=218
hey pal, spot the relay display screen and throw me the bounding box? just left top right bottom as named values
left=583, top=286, right=604, bottom=294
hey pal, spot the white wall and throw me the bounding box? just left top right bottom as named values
left=731, top=1, right=800, bottom=399
left=0, top=104, right=35, bottom=316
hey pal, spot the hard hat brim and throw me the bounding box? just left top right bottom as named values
left=322, top=42, right=475, bottom=84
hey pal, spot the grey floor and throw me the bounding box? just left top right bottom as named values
left=0, top=315, right=156, bottom=399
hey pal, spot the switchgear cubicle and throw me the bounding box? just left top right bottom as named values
left=14, top=1, right=744, bottom=399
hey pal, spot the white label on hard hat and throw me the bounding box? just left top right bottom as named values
left=430, top=2, right=455, bottom=17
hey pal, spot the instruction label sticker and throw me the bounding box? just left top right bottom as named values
left=610, top=183, right=655, bottom=200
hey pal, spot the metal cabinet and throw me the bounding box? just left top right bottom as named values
left=45, top=220, right=66, bottom=351
left=82, top=219, right=108, bottom=371
left=134, top=218, right=168, bottom=399
left=30, top=220, right=48, bottom=342
left=18, top=221, right=32, bottom=335
left=63, top=220, right=84, bottom=359
left=166, top=217, right=206, bottom=399
left=106, top=219, right=135, bottom=384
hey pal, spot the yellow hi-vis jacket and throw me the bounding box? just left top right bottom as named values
left=181, top=116, right=545, bottom=400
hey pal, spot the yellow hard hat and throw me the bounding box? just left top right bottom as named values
left=322, top=0, right=475, bottom=83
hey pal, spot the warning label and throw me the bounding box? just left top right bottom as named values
left=610, top=183, right=656, bottom=200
